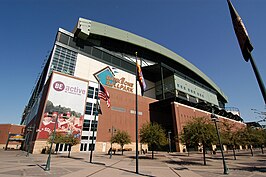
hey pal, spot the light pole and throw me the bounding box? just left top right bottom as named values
left=44, top=112, right=58, bottom=171
left=26, top=126, right=34, bottom=157
left=211, top=112, right=229, bottom=175
left=168, top=131, right=172, bottom=153
left=45, top=105, right=68, bottom=171
left=109, top=126, right=116, bottom=159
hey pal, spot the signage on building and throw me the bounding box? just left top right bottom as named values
left=94, top=66, right=134, bottom=93
left=38, top=72, right=88, bottom=139
left=8, top=134, right=25, bottom=141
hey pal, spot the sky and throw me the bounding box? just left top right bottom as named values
left=0, top=0, right=265, bottom=125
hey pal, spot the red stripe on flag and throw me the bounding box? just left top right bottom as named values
left=98, top=83, right=111, bottom=108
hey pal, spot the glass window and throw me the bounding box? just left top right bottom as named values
left=102, top=52, right=112, bottom=63
left=64, top=144, right=68, bottom=151
left=81, top=136, right=89, bottom=140
left=121, top=60, right=135, bottom=72
left=91, top=120, right=98, bottom=131
left=85, top=102, right=93, bottom=115
left=84, top=46, right=92, bottom=54
left=89, top=136, right=96, bottom=140
left=50, top=46, right=77, bottom=76
left=83, top=119, right=90, bottom=131
left=84, top=143, right=87, bottom=151
left=94, top=88, right=98, bottom=99
left=93, top=103, right=97, bottom=115
left=87, top=87, right=94, bottom=98
left=58, top=33, right=69, bottom=45
left=59, top=144, right=63, bottom=151
left=112, top=56, right=120, bottom=66
left=92, top=48, right=102, bottom=58
left=80, top=143, right=84, bottom=151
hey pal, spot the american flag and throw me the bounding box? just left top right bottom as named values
left=98, top=83, right=111, bottom=108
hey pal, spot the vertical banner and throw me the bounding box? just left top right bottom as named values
left=38, top=73, right=88, bottom=139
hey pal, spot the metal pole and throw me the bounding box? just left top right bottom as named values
left=5, top=133, right=10, bottom=150
left=26, top=125, right=36, bottom=157
left=110, top=126, right=113, bottom=159
left=160, top=63, right=165, bottom=100
left=248, top=52, right=266, bottom=104
left=211, top=113, right=229, bottom=175
left=45, top=106, right=60, bottom=171
left=26, top=127, right=32, bottom=157
left=168, top=131, right=171, bottom=153
left=89, top=85, right=99, bottom=163
left=135, top=52, right=139, bottom=174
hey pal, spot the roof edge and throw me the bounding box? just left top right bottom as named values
left=73, top=17, right=228, bottom=102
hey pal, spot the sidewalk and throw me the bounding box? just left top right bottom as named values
left=0, top=149, right=265, bottom=177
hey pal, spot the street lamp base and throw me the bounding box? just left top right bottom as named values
left=224, top=167, right=229, bottom=175
left=44, top=166, right=50, bottom=171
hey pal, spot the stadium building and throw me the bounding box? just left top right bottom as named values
left=21, top=18, right=245, bottom=154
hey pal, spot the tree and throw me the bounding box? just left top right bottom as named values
left=237, top=126, right=264, bottom=156
left=111, top=130, right=131, bottom=155
left=47, top=132, right=64, bottom=154
left=47, top=133, right=80, bottom=157
left=139, top=122, right=167, bottom=159
left=220, top=120, right=241, bottom=160
left=254, top=128, right=266, bottom=154
left=180, top=117, right=216, bottom=165
left=64, top=134, right=80, bottom=157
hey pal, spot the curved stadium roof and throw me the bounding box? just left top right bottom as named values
left=73, top=17, right=228, bottom=103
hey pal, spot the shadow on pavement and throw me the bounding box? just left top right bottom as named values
left=57, top=155, right=85, bottom=160
left=105, top=166, right=156, bottom=177
left=128, top=155, right=158, bottom=160
left=232, top=167, right=266, bottom=173
left=164, top=160, right=206, bottom=166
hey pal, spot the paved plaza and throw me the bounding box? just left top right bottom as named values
left=0, top=149, right=265, bottom=177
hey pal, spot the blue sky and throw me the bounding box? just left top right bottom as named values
left=0, top=0, right=265, bottom=124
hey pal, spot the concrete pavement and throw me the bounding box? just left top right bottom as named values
left=0, top=149, right=265, bottom=177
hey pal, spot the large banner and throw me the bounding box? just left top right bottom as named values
left=38, top=73, right=88, bottom=139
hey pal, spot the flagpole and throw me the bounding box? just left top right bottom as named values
left=89, top=82, right=100, bottom=163
left=227, top=0, right=266, bottom=104
left=135, top=52, right=139, bottom=174
left=248, top=51, right=266, bottom=104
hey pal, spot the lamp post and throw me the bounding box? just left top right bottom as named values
left=44, top=112, right=58, bottom=171
left=109, top=126, right=116, bottom=159
left=45, top=105, right=68, bottom=171
left=26, top=126, right=34, bottom=157
left=211, top=112, right=229, bottom=175
left=168, top=131, right=172, bottom=153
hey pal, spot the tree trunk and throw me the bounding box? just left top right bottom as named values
left=151, top=144, right=154, bottom=159
left=249, top=145, right=253, bottom=156
left=261, top=146, right=264, bottom=154
left=68, top=145, right=72, bottom=158
left=121, top=145, right=124, bottom=155
left=233, top=146, right=236, bottom=160
left=202, top=143, right=206, bottom=165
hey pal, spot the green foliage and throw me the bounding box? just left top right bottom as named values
left=48, top=132, right=80, bottom=145
left=181, top=117, right=217, bottom=147
left=139, top=122, right=168, bottom=157
left=48, top=132, right=65, bottom=144
left=220, top=120, right=240, bottom=146
left=180, top=117, right=217, bottom=165
left=47, top=132, right=80, bottom=157
left=64, top=134, right=80, bottom=146
left=111, top=130, right=131, bottom=154
left=238, top=127, right=265, bottom=147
